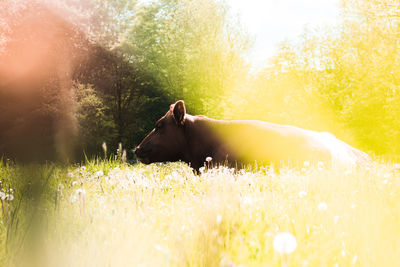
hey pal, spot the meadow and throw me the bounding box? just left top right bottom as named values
left=1, top=158, right=399, bottom=267
left=1, top=0, right=400, bottom=266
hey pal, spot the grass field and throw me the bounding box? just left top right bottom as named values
left=1, top=159, right=399, bottom=267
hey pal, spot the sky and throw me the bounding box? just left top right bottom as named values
left=227, top=0, right=341, bottom=69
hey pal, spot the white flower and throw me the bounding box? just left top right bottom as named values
left=298, top=191, right=307, bottom=198
left=318, top=202, right=328, bottom=211
left=0, top=190, right=5, bottom=200
left=71, top=181, right=78, bottom=186
left=67, top=172, right=74, bottom=178
left=216, top=214, right=222, bottom=225
left=69, top=195, right=77, bottom=203
left=76, top=188, right=86, bottom=196
left=199, top=167, right=205, bottom=174
left=352, top=255, right=358, bottom=265
left=5, top=194, right=14, bottom=201
left=334, top=216, right=340, bottom=224
left=205, top=157, right=212, bottom=162
left=81, top=166, right=86, bottom=171
left=273, top=232, right=297, bottom=254
left=317, top=161, right=324, bottom=168
left=94, top=170, right=104, bottom=177
left=303, top=161, right=310, bottom=167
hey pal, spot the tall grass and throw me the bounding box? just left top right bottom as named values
left=0, top=159, right=399, bottom=266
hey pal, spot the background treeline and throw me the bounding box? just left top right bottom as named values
left=0, top=0, right=399, bottom=161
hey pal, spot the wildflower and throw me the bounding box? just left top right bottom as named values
left=317, top=161, right=324, bottom=168
left=334, top=216, right=340, bottom=224
left=76, top=188, right=86, bottom=196
left=298, top=191, right=307, bottom=198
left=216, top=214, right=222, bottom=225
left=344, top=170, right=352, bottom=176
left=199, top=167, right=205, bottom=174
left=219, top=257, right=236, bottom=267
left=81, top=166, right=86, bottom=171
left=69, top=195, right=77, bottom=203
left=273, top=232, right=297, bottom=254
left=122, top=149, right=127, bottom=163
left=5, top=194, right=14, bottom=201
left=67, top=172, right=74, bottom=178
left=384, top=173, right=391, bottom=178
left=303, top=161, right=310, bottom=167
left=352, top=255, right=358, bottom=265
left=0, top=190, right=5, bottom=200
left=206, top=156, right=212, bottom=162
left=102, top=142, right=107, bottom=155
left=94, top=170, right=104, bottom=177
left=318, top=202, right=328, bottom=211
left=71, top=181, right=78, bottom=186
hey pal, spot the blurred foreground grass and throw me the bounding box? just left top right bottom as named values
left=0, top=159, right=399, bottom=267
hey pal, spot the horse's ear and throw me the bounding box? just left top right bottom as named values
left=173, top=100, right=186, bottom=125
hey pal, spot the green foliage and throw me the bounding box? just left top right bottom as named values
left=233, top=0, right=400, bottom=156
left=74, top=83, right=116, bottom=156
left=126, top=0, right=250, bottom=117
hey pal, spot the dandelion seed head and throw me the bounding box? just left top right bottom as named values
left=76, top=188, right=86, bottom=196
left=298, top=191, right=307, bottom=198
left=273, top=232, right=297, bottom=254
left=384, top=173, right=391, bottom=178
left=69, top=195, right=77, bottom=203
left=206, top=156, right=212, bottom=162
left=102, top=142, right=107, bottom=153
left=334, top=216, right=340, bottom=224
left=318, top=202, right=328, bottom=211
left=199, top=167, right=205, bottom=174
left=94, top=170, right=104, bottom=177
left=216, top=214, right=222, bottom=225
left=352, top=255, right=358, bottom=265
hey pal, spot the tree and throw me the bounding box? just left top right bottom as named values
left=125, top=0, right=250, bottom=117
left=242, top=0, right=400, bottom=156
